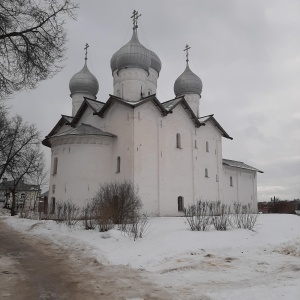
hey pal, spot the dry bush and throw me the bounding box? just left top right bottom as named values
left=209, top=201, right=231, bottom=231
left=232, top=202, right=258, bottom=230
left=82, top=202, right=97, bottom=230
left=185, top=200, right=257, bottom=231
left=121, top=213, right=149, bottom=240
left=46, top=200, right=81, bottom=227
left=92, top=180, right=142, bottom=232
left=184, top=200, right=211, bottom=231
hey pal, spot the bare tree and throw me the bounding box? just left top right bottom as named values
left=0, top=0, right=78, bottom=99
left=0, top=114, right=45, bottom=216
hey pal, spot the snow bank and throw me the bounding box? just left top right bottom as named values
left=2, top=213, right=300, bottom=300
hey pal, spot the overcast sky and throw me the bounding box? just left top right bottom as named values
left=8, top=0, right=300, bottom=201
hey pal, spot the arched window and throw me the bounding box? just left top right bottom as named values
left=178, top=196, right=184, bottom=211
left=230, top=176, right=233, bottom=186
left=176, top=133, right=181, bottom=149
left=116, top=156, right=121, bottom=173
left=205, top=168, right=209, bottom=178
left=53, top=157, right=58, bottom=175
left=206, top=141, right=209, bottom=152
left=51, top=197, right=56, bottom=214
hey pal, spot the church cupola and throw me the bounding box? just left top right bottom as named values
left=174, top=45, right=202, bottom=117
left=111, top=30, right=151, bottom=73
left=110, top=10, right=161, bottom=101
left=69, top=44, right=99, bottom=116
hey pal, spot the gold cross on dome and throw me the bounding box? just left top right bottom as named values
left=84, top=43, right=89, bottom=60
left=183, top=44, right=191, bottom=64
left=131, top=9, right=141, bottom=31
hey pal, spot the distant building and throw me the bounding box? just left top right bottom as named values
left=258, top=199, right=300, bottom=214
left=0, top=178, right=40, bottom=210
left=42, top=11, right=263, bottom=216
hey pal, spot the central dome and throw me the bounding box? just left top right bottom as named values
left=174, top=64, right=202, bottom=97
left=113, top=31, right=151, bottom=72
left=110, top=31, right=161, bottom=75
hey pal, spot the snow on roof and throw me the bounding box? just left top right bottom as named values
left=223, top=159, right=264, bottom=173
left=51, top=123, right=116, bottom=138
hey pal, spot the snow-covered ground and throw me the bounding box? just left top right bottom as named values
left=2, top=213, right=300, bottom=300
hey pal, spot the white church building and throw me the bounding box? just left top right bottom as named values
left=43, top=11, right=263, bottom=216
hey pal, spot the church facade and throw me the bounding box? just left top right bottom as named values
left=43, top=12, right=263, bottom=216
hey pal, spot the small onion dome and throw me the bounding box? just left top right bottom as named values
left=69, top=62, right=99, bottom=96
left=174, top=64, right=202, bottom=97
left=149, top=50, right=162, bottom=74
left=111, top=31, right=151, bottom=73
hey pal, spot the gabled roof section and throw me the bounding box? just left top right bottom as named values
left=51, top=123, right=116, bottom=138
left=71, top=97, right=105, bottom=126
left=199, top=114, right=233, bottom=140
left=95, top=94, right=169, bottom=118
left=42, top=114, right=74, bottom=148
left=223, top=159, right=264, bottom=173
left=161, top=96, right=202, bottom=128
left=44, top=114, right=74, bottom=141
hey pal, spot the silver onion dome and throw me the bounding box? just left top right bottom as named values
left=111, top=31, right=151, bottom=73
left=174, top=64, right=202, bottom=97
left=69, top=62, right=99, bottom=96
left=149, top=50, right=162, bottom=74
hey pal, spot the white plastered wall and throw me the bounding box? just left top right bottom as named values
left=221, top=165, right=258, bottom=208
left=48, top=135, right=113, bottom=207
left=196, top=121, right=223, bottom=203
left=112, top=67, right=158, bottom=101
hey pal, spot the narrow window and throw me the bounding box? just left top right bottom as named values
left=194, top=140, right=198, bottom=149
left=205, top=168, right=209, bottom=178
left=178, top=196, right=184, bottom=211
left=116, top=156, right=121, bottom=173
left=52, top=184, right=56, bottom=194
left=176, top=133, right=181, bottom=149
left=206, top=141, right=209, bottom=152
left=53, top=157, right=58, bottom=175
left=216, top=174, right=218, bottom=182
left=44, top=198, right=48, bottom=214
left=230, top=176, right=233, bottom=186
left=51, top=197, right=56, bottom=214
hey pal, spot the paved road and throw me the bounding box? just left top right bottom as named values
left=0, top=218, right=171, bottom=300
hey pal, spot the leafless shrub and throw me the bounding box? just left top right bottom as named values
left=82, top=202, right=97, bottom=230
left=184, top=200, right=211, bottom=231
left=92, top=180, right=142, bottom=232
left=232, top=202, right=258, bottom=230
left=210, top=201, right=231, bottom=231
left=122, top=213, right=149, bottom=240
left=45, top=200, right=80, bottom=227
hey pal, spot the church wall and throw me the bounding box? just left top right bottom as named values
left=71, top=92, right=96, bottom=116
left=132, top=101, right=160, bottom=215
left=196, top=121, right=223, bottom=203
left=78, top=106, right=103, bottom=128
left=104, top=103, right=135, bottom=183
left=158, top=104, right=195, bottom=216
left=48, top=136, right=113, bottom=206
left=237, top=170, right=257, bottom=207
left=221, top=165, right=258, bottom=208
